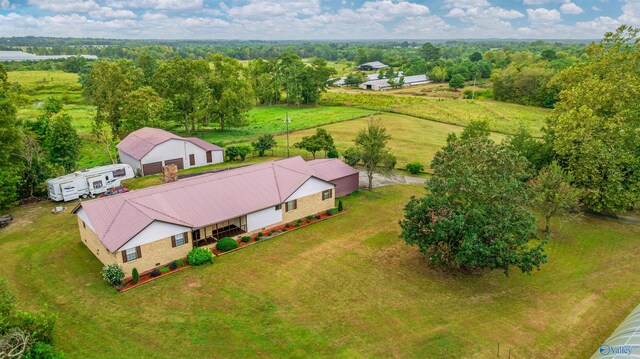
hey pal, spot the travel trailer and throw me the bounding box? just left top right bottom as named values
left=47, top=164, right=135, bottom=202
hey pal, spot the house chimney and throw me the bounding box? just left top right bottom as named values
left=162, top=164, right=178, bottom=183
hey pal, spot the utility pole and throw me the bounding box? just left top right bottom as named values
left=285, top=112, right=291, bottom=157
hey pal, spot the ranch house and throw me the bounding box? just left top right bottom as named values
left=117, top=127, right=224, bottom=176
left=72, top=157, right=359, bottom=276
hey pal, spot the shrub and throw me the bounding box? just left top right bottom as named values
left=168, top=262, right=178, bottom=270
left=295, top=219, right=302, bottom=227
left=338, top=200, right=343, bottom=212
left=187, top=247, right=214, bottom=265
left=23, top=342, right=65, bottom=359
left=241, top=236, right=251, bottom=242
left=101, top=264, right=125, bottom=287
left=131, top=268, right=139, bottom=284
left=255, top=236, right=262, bottom=241
left=174, top=259, right=186, bottom=267
left=326, top=209, right=334, bottom=216
left=343, top=147, right=361, bottom=166
left=149, top=269, right=161, bottom=277
left=285, top=223, right=290, bottom=228
left=159, top=266, right=170, bottom=273
left=257, top=232, right=263, bottom=237
left=216, top=237, right=239, bottom=252
left=315, top=214, right=321, bottom=220
left=327, top=147, right=339, bottom=158
left=306, top=215, right=315, bottom=221
left=405, top=161, right=424, bottom=175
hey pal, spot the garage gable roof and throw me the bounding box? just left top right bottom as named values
left=117, top=127, right=222, bottom=160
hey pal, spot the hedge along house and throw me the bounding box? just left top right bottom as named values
left=117, top=127, right=224, bottom=176
left=72, top=157, right=359, bottom=276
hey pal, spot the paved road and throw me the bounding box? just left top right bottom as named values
left=358, top=171, right=425, bottom=189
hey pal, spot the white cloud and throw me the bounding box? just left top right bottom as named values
left=523, top=0, right=550, bottom=5
left=1, top=0, right=10, bottom=9
left=111, top=0, right=203, bottom=10
left=443, top=0, right=490, bottom=9
left=592, top=6, right=601, bottom=11
left=527, top=8, right=561, bottom=22
left=89, top=7, right=136, bottom=19
left=560, top=2, right=583, bottom=15
left=28, top=0, right=99, bottom=13
left=619, top=0, right=640, bottom=26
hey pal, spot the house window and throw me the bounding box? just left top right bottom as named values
left=112, top=169, right=126, bottom=178
left=189, top=154, right=195, bottom=166
left=285, top=199, right=297, bottom=212
left=92, top=180, right=103, bottom=189
left=122, top=247, right=140, bottom=263
left=206, top=151, right=212, bottom=163
left=171, top=232, right=188, bottom=247
left=275, top=204, right=282, bottom=210
left=322, top=189, right=333, bottom=201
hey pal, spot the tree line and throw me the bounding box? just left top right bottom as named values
left=83, top=52, right=336, bottom=139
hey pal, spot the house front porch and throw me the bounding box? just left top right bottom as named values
left=192, top=216, right=247, bottom=248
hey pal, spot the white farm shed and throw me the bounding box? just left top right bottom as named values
left=117, top=127, right=224, bottom=176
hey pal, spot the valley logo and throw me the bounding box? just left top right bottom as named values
left=599, top=344, right=640, bottom=356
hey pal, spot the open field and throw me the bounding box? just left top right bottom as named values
left=256, top=113, right=504, bottom=169
left=0, top=185, right=639, bottom=358
left=322, top=91, right=548, bottom=136
left=185, top=105, right=375, bottom=146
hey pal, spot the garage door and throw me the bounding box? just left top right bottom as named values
left=164, top=158, right=184, bottom=170
left=142, top=161, right=163, bottom=176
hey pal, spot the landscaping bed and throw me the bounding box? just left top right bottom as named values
left=212, top=208, right=348, bottom=256
left=118, top=259, right=191, bottom=292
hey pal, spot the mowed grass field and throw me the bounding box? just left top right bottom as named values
left=263, top=113, right=504, bottom=169
left=322, top=91, right=548, bottom=136
left=0, top=186, right=639, bottom=358
left=185, top=105, right=375, bottom=145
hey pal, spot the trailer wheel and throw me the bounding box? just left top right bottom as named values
left=80, top=194, right=88, bottom=199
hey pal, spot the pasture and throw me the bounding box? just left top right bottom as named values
left=321, top=91, right=548, bottom=136
left=0, top=186, right=638, bottom=358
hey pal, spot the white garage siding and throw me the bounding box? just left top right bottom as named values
left=119, top=150, right=141, bottom=175
left=142, top=139, right=189, bottom=169
left=246, top=205, right=283, bottom=232
left=286, top=177, right=334, bottom=201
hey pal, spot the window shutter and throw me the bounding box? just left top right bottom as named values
left=122, top=251, right=128, bottom=263
left=184, top=232, right=188, bottom=244
left=171, top=235, right=176, bottom=247
left=136, top=246, right=141, bottom=259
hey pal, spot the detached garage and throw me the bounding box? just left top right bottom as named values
left=117, top=127, right=224, bottom=176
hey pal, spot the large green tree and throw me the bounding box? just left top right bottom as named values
left=528, top=162, right=580, bottom=240
left=83, top=59, right=143, bottom=136
left=0, top=64, right=23, bottom=210
left=120, top=86, right=166, bottom=134
left=546, top=25, right=640, bottom=212
left=42, top=113, right=81, bottom=173
left=352, top=118, right=395, bottom=190
left=153, top=57, right=209, bottom=132
left=202, top=55, right=254, bottom=131
left=400, top=129, right=546, bottom=276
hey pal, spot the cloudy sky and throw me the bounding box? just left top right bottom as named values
left=0, top=0, right=636, bottom=40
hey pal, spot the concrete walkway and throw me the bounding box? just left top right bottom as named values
left=358, top=171, right=426, bottom=189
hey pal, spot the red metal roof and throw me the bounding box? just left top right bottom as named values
left=308, top=158, right=359, bottom=181
left=117, top=127, right=223, bottom=160
left=77, top=157, right=354, bottom=252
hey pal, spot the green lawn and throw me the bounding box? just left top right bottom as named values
left=182, top=105, right=375, bottom=146
left=0, top=185, right=638, bottom=358
left=322, top=91, right=548, bottom=136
